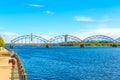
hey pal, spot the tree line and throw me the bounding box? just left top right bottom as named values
left=51, top=40, right=119, bottom=46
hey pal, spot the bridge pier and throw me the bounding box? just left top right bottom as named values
left=112, top=43, right=117, bottom=47
left=80, top=43, right=84, bottom=48
left=10, top=44, right=14, bottom=48
left=46, top=44, right=50, bottom=48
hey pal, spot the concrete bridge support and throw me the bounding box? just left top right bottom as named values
left=80, top=43, right=85, bottom=48
left=10, top=44, right=14, bottom=48
left=46, top=44, right=50, bottom=48
left=112, top=43, right=117, bottom=47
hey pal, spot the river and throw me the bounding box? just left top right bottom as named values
left=5, top=46, right=120, bottom=80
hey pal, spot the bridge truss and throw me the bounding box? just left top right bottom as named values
left=49, top=35, right=82, bottom=44
left=11, top=35, right=48, bottom=45
left=11, top=34, right=120, bottom=45
left=116, top=37, right=120, bottom=42
left=83, top=35, right=116, bottom=42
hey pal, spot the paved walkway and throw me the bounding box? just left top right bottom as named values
left=0, top=47, right=20, bottom=80
left=0, top=57, right=12, bottom=80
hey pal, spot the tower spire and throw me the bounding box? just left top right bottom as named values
left=31, top=33, right=33, bottom=42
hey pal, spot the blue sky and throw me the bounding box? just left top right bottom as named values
left=1, top=0, right=120, bottom=42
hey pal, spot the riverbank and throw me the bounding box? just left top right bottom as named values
left=0, top=47, right=12, bottom=80
left=0, top=47, right=26, bottom=80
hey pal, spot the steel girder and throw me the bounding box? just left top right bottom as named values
left=83, top=35, right=116, bottom=42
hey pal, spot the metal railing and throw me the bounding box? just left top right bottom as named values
left=5, top=48, right=27, bottom=80
left=13, top=54, right=26, bottom=80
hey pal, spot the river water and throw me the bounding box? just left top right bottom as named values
left=5, top=46, right=120, bottom=80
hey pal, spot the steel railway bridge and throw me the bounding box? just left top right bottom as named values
left=10, top=34, right=119, bottom=48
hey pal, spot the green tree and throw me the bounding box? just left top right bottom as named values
left=0, top=36, right=4, bottom=47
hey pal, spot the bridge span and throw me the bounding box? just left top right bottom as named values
left=10, top=34, right=119, bottom=48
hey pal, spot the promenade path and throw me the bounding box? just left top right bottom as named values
left=0, top=47, right=20, bottom=80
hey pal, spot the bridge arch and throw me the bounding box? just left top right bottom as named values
left=49, top=34, right=82, bottom=43
left=83, top=35, right=116, bottom=42
left=11, top=35, right=48, bottom=44
left=116, top=37, right=120, bottom=42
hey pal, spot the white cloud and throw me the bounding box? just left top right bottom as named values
left=96, top=24, right=107, bottom=28
left=0, top=32, right=20, bottom=43
left=72, top=28, right=120, bottom=40
left=40, top=32, right=59, bottom=40
left=74, top=16, right=94, bottom=22
left=44, top=10, right=54, bottom=14
left=28, top=4, right=44, bottom=7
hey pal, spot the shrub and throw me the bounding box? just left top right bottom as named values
left=0, top=36, right=4, bottom=47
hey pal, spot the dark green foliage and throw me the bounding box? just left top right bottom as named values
left=52, top=40, right=117, bottom=46
left=84, top=40, right=114, bottom=46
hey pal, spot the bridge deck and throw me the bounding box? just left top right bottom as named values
left=0, top=48, right=20, bottom=80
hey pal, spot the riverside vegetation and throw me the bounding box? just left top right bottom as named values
left=0, top=36, right=4, bottom=51
left=51, top=40, right=119, bottom=46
